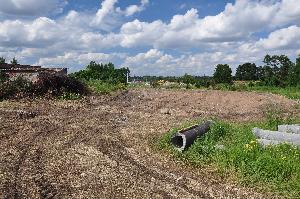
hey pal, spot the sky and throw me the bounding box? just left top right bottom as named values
left=0, top=0, right=300, bottom=76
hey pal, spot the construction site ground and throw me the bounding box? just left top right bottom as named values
left=1, top=89, right=299, bottom=198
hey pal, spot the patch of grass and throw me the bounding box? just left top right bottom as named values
left=87, top=80, right=126, bottom=94
left=157, top=116, right=300, bottom=198
left=248, top=86, right=300, bottom=100
left=209, top=83, right=300, bottom=100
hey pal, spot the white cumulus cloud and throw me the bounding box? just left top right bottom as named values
left=0, top=0, right=67, bottom=16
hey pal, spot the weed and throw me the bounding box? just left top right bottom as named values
left=247, top=85, right=300, bottom=100
left=87, top=80, right=126, bottom=94
left=157, top=117, right=300, bottom=198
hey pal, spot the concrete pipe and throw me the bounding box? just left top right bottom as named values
left=278, top=125, right=300, bottom=134
left=171, top=121, right=212, bottom=151
left=253, top=128, right=300, bottom=147
left=257, top=139, right=281, bottom=147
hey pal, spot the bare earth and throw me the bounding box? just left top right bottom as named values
left=0, top=89, right=299, bottom=198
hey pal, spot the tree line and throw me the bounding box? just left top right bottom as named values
left=214, top=54, right=300, bottom=87
left=1, top=54, right=299, bottom=87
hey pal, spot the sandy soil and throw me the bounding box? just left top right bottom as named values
left=0, top=89, right=299, bottom=198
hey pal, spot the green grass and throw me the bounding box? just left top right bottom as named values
left=86, top=80, right=126, bottom=94
left=157, top=116, right=300, bottom=198
left=247, top=86, right=300, bottom=100
left=209, top=83, right=300, bottom=100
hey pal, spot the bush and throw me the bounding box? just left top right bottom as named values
left=195, top=79, right=211, bottom=88
left=87, top=80, right=126, bottom=94
left=34, top=74, right=88, bottom=97
left=0, top=76, right=33, bottom=99
left=150, top=80, right=160, bottom=88
left=0, top=75, right=89, bottom=100
left=0, top=71, right=9, bottom=83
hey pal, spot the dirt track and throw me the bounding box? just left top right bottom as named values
left=0, top=89, right=299, bottom=198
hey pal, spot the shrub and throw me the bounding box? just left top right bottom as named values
left=150, top=81, right=160, bottom=88
left=87, top=80, right=125, bottom=94
left=0, top=76, right=33, bottom=100
left=33, top=74, right=89, bottom=97
left=0, top=74, right=89, bottom=100
left=0, top=71, right=9, bottom=83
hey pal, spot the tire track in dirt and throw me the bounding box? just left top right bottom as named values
left=95, top=137, right=212, bottom=198
left=1, top=121, right=60, bottom=198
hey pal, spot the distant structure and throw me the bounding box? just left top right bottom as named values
left=0, top=63, right=67, bottom=82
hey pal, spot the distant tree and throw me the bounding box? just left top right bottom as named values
left=288, top=55, right=300, bottom=86
left=235, top=63, right=257, bottom=81
left=181, top=73, right=195, bottom=89
left=182, top=73, right=194, bottom=84
left=0, top=57, right=5, bottom=64
left=263, top=54, right=293, bottom=86
left=213, top=64, right=233, bottom=84
left=72, top=61, right=130, bottom=84
left=10, top=57, right=18, bottom=65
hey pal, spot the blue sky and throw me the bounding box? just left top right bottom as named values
left=0, top=0, right=299, bottom=76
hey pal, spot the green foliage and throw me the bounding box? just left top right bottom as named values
left=236, top=63, right=257, bottom=81
left=247, top=85, right=300, bottom=100
left=213, top=64, right=233, bottom=84
left=34, top=74, right=88, bottom=97
left=181, top=73, right=195, bottom=88
left=0, top=76, right=33, bottom=99
left=87, top=80, right=126, bottom=94
left=72, top=61, right=129, bottom=84
left=158, top=116, right=300, bottom=198
left=258, top=54, right=294, bottom=87
left=0, top=75, right=88, bottom=100
left=0, top=71, right=9, bottom=83
left=10, top=57, right=18, bottom=65
left=150, top=80, right=160, bottom=88
left=0, top=57, right=5, bottom=64
left=288, top=55, right=300, bottom=86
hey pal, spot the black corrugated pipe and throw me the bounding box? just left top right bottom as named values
left=171, top=121, right=213, bottom=151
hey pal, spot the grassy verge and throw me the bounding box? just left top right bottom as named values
left=157, top=116, right=300, bottom=198
left=86, top=80, right=126, bottom=94
left=210, top=83, right=300, bottom=100
left=247, top=86, right=300, bottom=100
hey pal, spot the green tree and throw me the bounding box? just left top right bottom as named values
left=235, top=63, right=257, bottom=81
left=181, top=73, right=195, bottom=89
left=213, top=64, right=233, bottom=84
left=263, top=54, right=293, bottom=86
left=72, top=61, right=130, bottom=84
left=0, top=57, right=5, bottom=64
left=288, top=55, right=300, bottom=86
left=11, top=57, right=18, bottom=65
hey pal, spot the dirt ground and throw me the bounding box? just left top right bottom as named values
left=0, top=89, right=299, bottom=199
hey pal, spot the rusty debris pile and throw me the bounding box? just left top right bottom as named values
left=0, top=63, right=67, bottom=82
